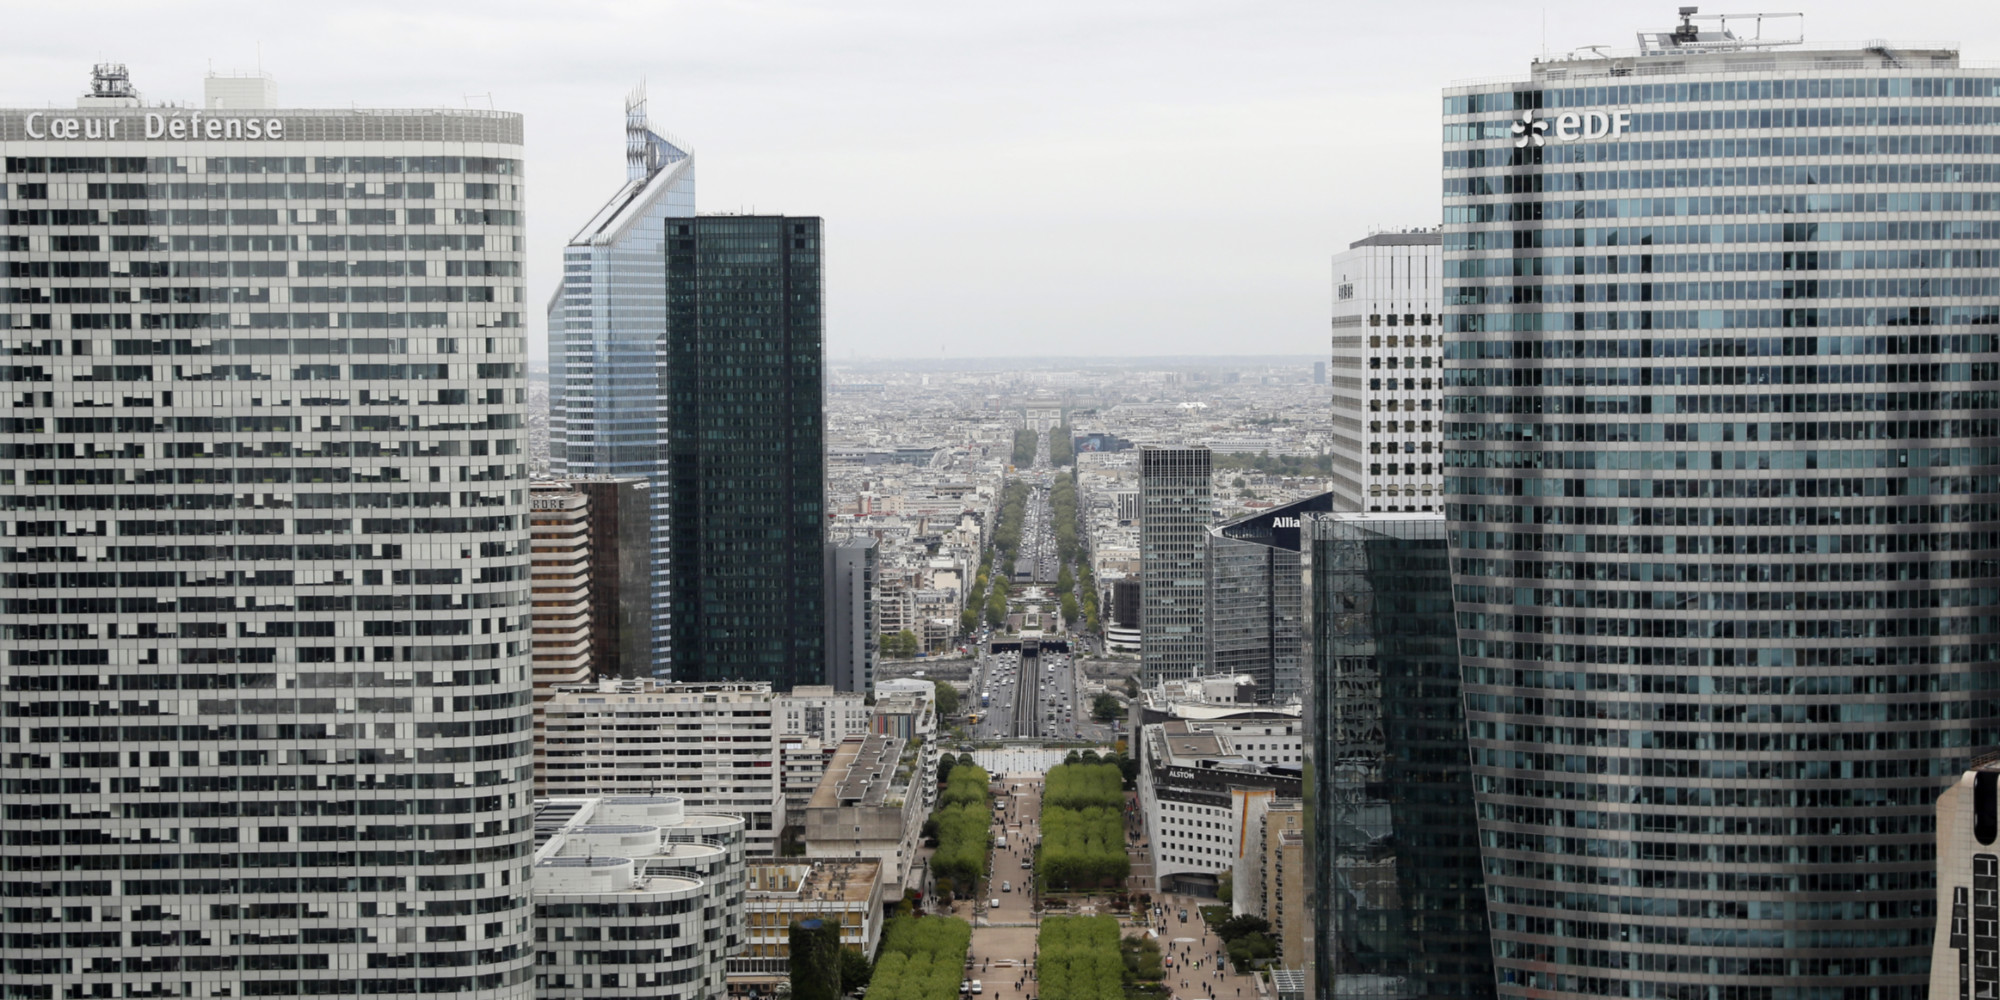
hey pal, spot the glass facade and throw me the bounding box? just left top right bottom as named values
left=1209, top=491, right=1331, bottom=704
left=0, top=101, right=534, bottom=999
left=1444, top=41, right=2000, bottom=999
left=548, top=103, right=694, bottom=677
left=664, top=216, right=825, bottom=690
left=1141, top=445, right=1212, bottom=687
left=1304, top=513, right=1492, bottom=1000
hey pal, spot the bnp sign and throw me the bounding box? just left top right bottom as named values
left=1511, top=109, right=1631, bottom=147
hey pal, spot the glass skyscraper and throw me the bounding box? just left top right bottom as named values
left=1208, top=491, right=1331, bottom=704
left=0, top=68, right=534, bottom=1000
left=664, top=215, right=825, bottom=690
left=548, top=89, right=694, bottom=677
left=1303, top=513, right=1491, bottom=1000
left=1140, top=445, right=1212, bottom=687
left=1444, top=19, right=2000, bottom=998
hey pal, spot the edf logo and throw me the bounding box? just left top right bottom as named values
left=1512, top=109, right=1632, bottom=147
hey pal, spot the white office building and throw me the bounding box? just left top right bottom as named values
left=539, top=681, right=784, bottom=854
left=1328, top=230, right=1442, bottom=512
left=1135, top=714, right=1302, bottom=897
left=533, top=796, right=747, bottom=1000
left=774, top=685, right=873, bottom=743
left=0, top=66, right=534, bottom=1000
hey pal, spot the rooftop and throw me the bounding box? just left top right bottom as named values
left=745, top=859, right=881, bottom=905
left=807, top=733, right=906, bottom=810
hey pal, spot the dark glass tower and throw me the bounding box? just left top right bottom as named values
left=665, top=216, right=826, bottom=689
left=1303, top=513, right=1492, bottom=1000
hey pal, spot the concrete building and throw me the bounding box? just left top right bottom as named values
left=532, top=796, right=748, bottom=1000
left=1140, top=445, right=1212, bottom=686
left=730, top=860, right=886, bottom=998
left=0, top=65, right=535, bottom=1000
left=824, top=537, right=880, bottom=695
left=800, top=734, right=930, bottom=890
left=531, top=485, right=596, bottom=699
left=1136, top=717, right=1301, bottom=896
left=666, top=216, right=826, bottom=690
left=778, top=736, right=836, bottom=816
left=539, top=681, right=784, bottom=854
left=528, top=477, right=652, bottom=700
left=1932, top=755, right=2000, bottom=997
left=775, top=685, right=873, bottom=744
left=1445, top=15, right=2000, bottom=996
left=1328, top=230, right=1443, bottom=513
left=1233, top=797, right=1306, bottom=969
left=548, top=88, right=694, bottom=676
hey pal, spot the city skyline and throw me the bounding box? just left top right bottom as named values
left=3, top=1, right=1994, bottom=360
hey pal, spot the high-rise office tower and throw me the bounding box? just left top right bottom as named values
left=548, top=88, right=694, bottom=677
left=666, top=216, right=825, bottom=689
left=1932, top=755, right=2000, bottom=997
left=1445, top=16, right=2000, bottom=998
left=824, top=537, right=880, bottom=696
left=1139, top=445, right=1211, bottom=686
left=1206, top=491, right=1331, bottom=704
left=1302, top=513, right=1491, bottom=999
left=1329, top=230, right=1442, bottom=513
left=0, top=67, right=534, bottom=1000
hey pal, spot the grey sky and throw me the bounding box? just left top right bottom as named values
left=3, top=0, right=1997, bottom=360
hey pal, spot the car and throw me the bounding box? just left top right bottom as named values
left=1002, top=881, right=1011, bottom=892
left=971, top=984, right=982, bottom=995
left=961, top=983, right=972, bottom=995
left=990, top=899, right=1000, bottom=909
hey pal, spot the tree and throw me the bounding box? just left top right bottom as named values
left=1059, top=592, right=1079, bottom=623
left=933, top=683, right=961, bottom=718
left=1122, top=677, right=1140, bottom=698
left=1231, top=476, right=1247, bottom=489
left=1216, top=871, right=1233, bottom=905
left=960, top=607, right=980, bottom=634
left=789, top=919, right=843, bottom=1000
left=1091, top=693, right=1121, bottom=723
left=838, top=947, right=872, bottom=992
left=1057, top=565, right=1074, bottom=592
left=883, top=629, right=920, bottom=659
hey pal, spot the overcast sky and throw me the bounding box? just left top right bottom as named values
left=3, top=0, right=1997, bottom=360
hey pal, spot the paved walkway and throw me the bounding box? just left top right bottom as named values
left=1141, top=894, right=1269, bottom=1000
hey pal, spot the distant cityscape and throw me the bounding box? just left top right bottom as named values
left=9, top=7, right=2000, bottom=1000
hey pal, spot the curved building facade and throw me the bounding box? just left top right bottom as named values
left=0, top=68, right=534, bottom=1000
left=1444, top=24, right=2000, bottom=1000
left=533, top=796, right=747, bottom=1000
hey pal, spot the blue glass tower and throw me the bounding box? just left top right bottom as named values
left=548, top=88, right=694, bottom=676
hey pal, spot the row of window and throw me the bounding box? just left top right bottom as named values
left=1448, top=444, right=1999, bottom=472
left=1443, top=387, right=1997, bottom=417
left=1447, top=161, right=2000, bottom=196
left=1453, top=276, right=2000, bottom=306
left=1447, top=132, right=2000, bottom=170
left=11, top=181, right=513, bottom=200
left=4, top=155, right=522, bottom=176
